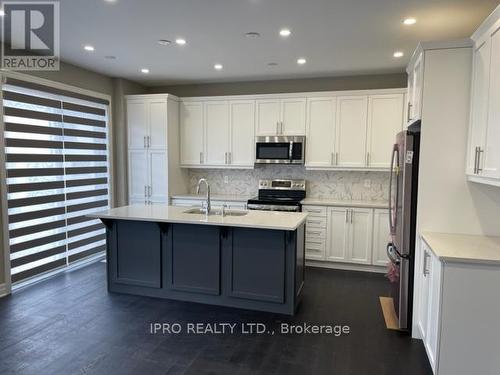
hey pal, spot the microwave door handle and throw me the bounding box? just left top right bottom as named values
left=289, top=142, right=293, bottom=161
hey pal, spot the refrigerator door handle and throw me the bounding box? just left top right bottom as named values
left=388, top=144, right=399, bottom=235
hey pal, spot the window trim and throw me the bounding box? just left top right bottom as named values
left=0, top=71, right=113, bottom=294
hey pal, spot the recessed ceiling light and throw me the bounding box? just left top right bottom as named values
left=297, top=58, right=306, bottom=65
left=84, top=45, right=95, bottom=52
left=245, top=32, right=261, bottom=38
left=141, top=68, right=150, bottom=74
left=403, top=18, right=417, bottom=25
left=280, top=29, right=291, bottom=37
left=157, top=39, right=171, bottom=46
left=267, top=62, right=278, bottom=66
left=0, top=9, right=5, bottom=17
left=393, top=51, right=404, bottom=58
left=175, top=38, right=186, bottom=45
left=214, top=64, right=223, bottom=70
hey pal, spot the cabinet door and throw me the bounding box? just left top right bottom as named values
left=367, top=94, right=404, bottom=168
left=205, top=101, right=230, bottom=166
left=335, top=96, right=368, bottom=168
left=230, top=100, right=255, bottom=167
left=148, top=150, right=168, bottom=203
left=326, top=208, right=349, bottom=261
left=180, top=102, right=204, bottom=165
left=467, top=39, right=491, bottom=175
left=306, top=98, right=336, bottom=167
left=348, top=208, right=373, bottom=265
left=127, top=101, right=148, bottom=149
left=372, top=209, right=390, bottom=266
left=483, top=27, right=500, bottom=179
left=281, top=98, right=306, bottom=135
left=418, top=244, right=431, bottom=341
left=148, top=100, right=168, bottom=150
left=411, top=54, right=424, bottom=121
left=425, top=251, right=442, bottom=371
left=256, top=100, right=280, bottom=135
left=128, top=149, right=148, bottom=204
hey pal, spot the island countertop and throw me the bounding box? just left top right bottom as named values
left=89, top=204, right=308, bottom=231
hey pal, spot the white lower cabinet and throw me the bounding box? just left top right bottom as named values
left=304, top=205, right=387, bottom=267
left=417, top=235, right=500, bottom=374
left=372, top=209, right=390, bottom=266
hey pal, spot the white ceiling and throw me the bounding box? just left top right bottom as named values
left=59, top=0, right=499, bottom=86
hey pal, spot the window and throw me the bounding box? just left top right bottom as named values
left=1, top=77, right=111, bottom=284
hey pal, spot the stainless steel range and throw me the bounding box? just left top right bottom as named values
left=247, top=179, right=306, bottom=212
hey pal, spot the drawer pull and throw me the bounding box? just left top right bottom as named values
left=307, top=220, right=322, bottom=224
left=307, top=231, right=322, bottom=235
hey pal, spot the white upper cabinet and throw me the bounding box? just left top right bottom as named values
left=335, top=96, right=368, bottom=168
left=281, top=98, right=307, bottom=135
left=149, top=100, right=168, bottom=149
left=483, top=27, right=500, bottom=179
left=256, top=98, right=306, bottom=136
left=256, top=99, right=281, bottom=135
left=366, top=94, right=404, bottom=168
left=407, top=52, right=424, bottom=123
left=467, top=7, right=500, bottom=187
left=205, top=101, right=230, bottom=166
left=306, top=97, right=337, bottom=168
left=127, top=101, right=148, bottom=149
left=230, top=100, right=255, bottom=167
left=180, top=101, right=204, bottom=166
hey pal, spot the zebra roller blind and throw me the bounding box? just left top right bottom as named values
left=2, top=78, right=110, bottom=283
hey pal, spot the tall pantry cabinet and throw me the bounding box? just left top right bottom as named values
left=126, top=94, right=187, bottom=204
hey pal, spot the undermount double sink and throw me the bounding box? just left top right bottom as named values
left=183, top=207, right=248, bottom=217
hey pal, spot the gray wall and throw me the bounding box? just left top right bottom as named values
left=148, top=73, right=407, bottom=97
left=0, top=62, right=146, bottom=288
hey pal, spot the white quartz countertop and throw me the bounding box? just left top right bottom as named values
left=300, top=198, right=388, bottom=209
left=421, top=231, right=500, bottom=266
left=171, top=194, right=252, bottom=202
left=89, top=204, right=307, bottom=231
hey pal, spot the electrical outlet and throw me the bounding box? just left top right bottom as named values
left=364, top=179, right=371, bottom=188
left=224, top=176, right=229, bottom=184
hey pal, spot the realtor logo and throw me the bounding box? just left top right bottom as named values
left=1, top=1, right=60, bottom=70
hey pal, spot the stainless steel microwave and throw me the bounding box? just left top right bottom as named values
left=255, top=136, right=305, bottom=164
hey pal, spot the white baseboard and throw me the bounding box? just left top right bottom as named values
left=0, top=283, right=9, bottom=298
left=306, top=260, right=387, bottom=274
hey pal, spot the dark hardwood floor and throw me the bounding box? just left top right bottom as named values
left=0, top=262, right=432, bottom=375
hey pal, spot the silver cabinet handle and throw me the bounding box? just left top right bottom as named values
left=147, top=136, right=151, bottom=148
left=473, top=146, right=479, bottom=174
left=407, top=102, right=413, bottom=122
left=148, top=185, right=152, bottom=198
left=144, top=185, right=148, bottom=204
left=423, top=251, right=430, bottom=276
left=228, top=152, right=232, bottom=164
left=331, top=152, right=334, bottom=165
left=280, top=121, right=284, bottom=134
left=144, top=136, right=147, bottom=148
left=276, top=121, right=279, bottom=134
left=366, top=152, right=370, bottom=166
left=477, top=147, right=484, bottom=174
left=345, top=209, right=349, bottom=223
left=335, top=152, right=338, bottom=165
left=350, top=209, right=353, bottom=224
left=200, top=152, right=203, bottom=164
left=307, top=219, right=322, bottom=224
left=225, top=152, right=227, bottom=164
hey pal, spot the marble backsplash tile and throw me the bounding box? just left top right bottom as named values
left=188, top=166, right=389, bottom=201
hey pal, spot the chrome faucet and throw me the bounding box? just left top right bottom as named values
left=196, top=178, right=211, bottom=214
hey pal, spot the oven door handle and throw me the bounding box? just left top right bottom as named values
left=289, top=142, right=293, bottom=161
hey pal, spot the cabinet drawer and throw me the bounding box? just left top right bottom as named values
left=306, top=227, right=326, bottom=239
left=302, top=205, right=327, bottom=217
left=306, top=216, right=327, bottom=228
left=305, top=238, right=326, bottom=250
left=305, top=239, right=326, bottom=260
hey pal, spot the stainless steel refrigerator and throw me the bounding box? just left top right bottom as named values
left=387, top=120, right=421, bottom=332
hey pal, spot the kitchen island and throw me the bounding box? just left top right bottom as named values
left=90, top=205, right=307, bottom=315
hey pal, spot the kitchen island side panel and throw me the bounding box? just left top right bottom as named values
left=103, top=219, right=304, bottom=315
